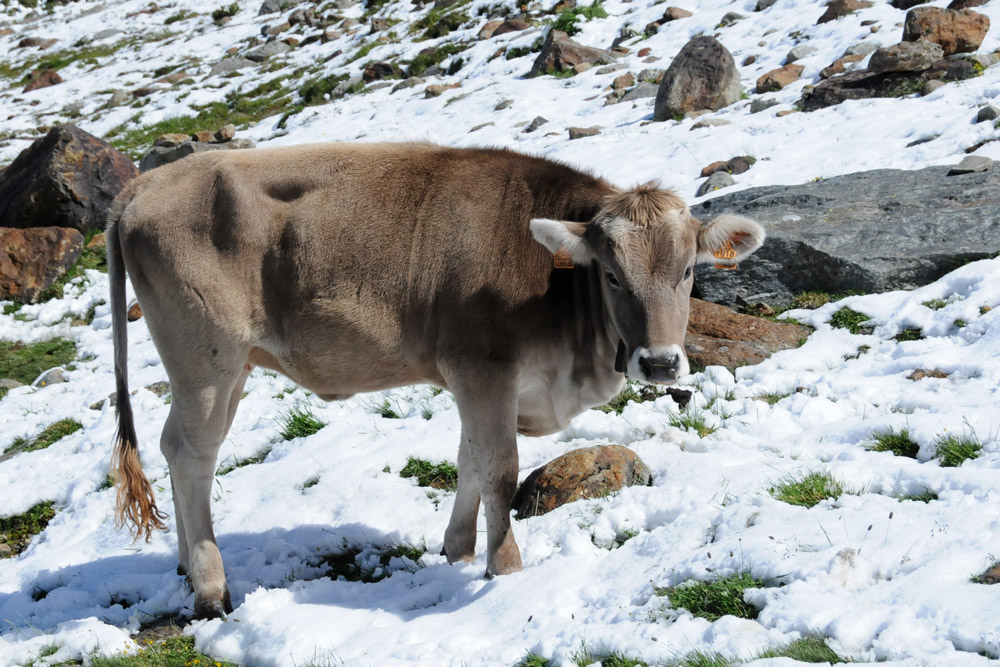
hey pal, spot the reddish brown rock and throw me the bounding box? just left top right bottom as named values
left=700, top=156, right=755, bottom=177
left=424, top=82, right=461, bottom=97
left=977, top=562, right=1000, bottom=584
left=817, top=0, right=873, bottom=24
left=492, top=18, right=532, bottom=36
left=637, top=47, right=652, bottom=57
left=0, top=125, right=139, bottom=234
left=756, top=63, right=804, bottom=93
left=478, top=19, right=503, bottom=39
left=154, top=133, right=192, bottom=147
left=0, top=227, right=84, bottom=302
left=663, top=6, right=693, bottom=20
left=903, top=6, right=989, bottom=55
left=529, top=30, right=618, bottom=76
left=907, top=368, right=949, bottom=380
left=512, top=445, right=651, bottom=518
left=127, top=302, right=143, bottom=322
left=612, top=72, right=635, bottom=89
left=191, top=130, right=214, bottom=143
left=23, top=69, right=63, bottom=93
left=685, top=299, right=811, bottom=370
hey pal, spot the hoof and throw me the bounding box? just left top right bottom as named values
left=193, top=588, right=233, bottom=620
left=176, top=564, right=187, bottom=577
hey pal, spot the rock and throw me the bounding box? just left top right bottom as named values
left=637, top=48, right=652, bottom=57
left=612, top=73, right=635, bottom=89
left=529, top=29, right=618, bottom=77
left=756, top=0, right=778, bottom=9
left=139, top=138, right=256, bottom=173
left=0, top=125, right=138, bottom=234
left=750, top=97, right=781, bottom=113
left=469, top=122, right=495, bottom=132
left=214, top=124, right=236, bottom=143
left=869, top=41, right=944, bottom=72
left=363, top=61, right=402, bottom=82
left=106, top=89, right=129, bottom=107
left=786, top=45, right=818, bottom=64
left=495, top=99, right=513, bottom=110
left=844, top=41, right=880, bottom=57
left=424, top=83, right=460, bottom=98
left=907, top=368, right=949, bottom=380
left=209, top=58, right=257, bottom=76
left=127, top=302, right=143, bottom=321
left=756, top=63, right=804, bottom=93
left=968, top=52, right=1000, bottom=69
left=288, top=7, right=316, bottom=25
left=948, top=155, right=992, bottom=175
left=35, top=367, right=68, bottom=387
left=906, top=134, right=938, bottom=147
left=620, top=81, right=659, bottom=101
left=686, top=299, right=812, bottom=370
left=653, top=36, right=741, bottom=122
left=663, top=6, right=692, bottom=20
left=923, top=79, right=947, bottom=94
left=370, top=17, right=391, bottom=31
left=948, top=0, right=988, bottom=8
left=977, top=562, right=1000, bottom=584
left=892, top=0, right=930, bottom=7
left=0, top=543, right=11, bottom=557
left=524, top=116, right=548, bottom=133
left=191, top=130, right=214, bottom=143
left=976, top=105, right=999, bottom=122
left=902, top=7, right=989, bottom=56
left=23, top=69, right=63, bottom=93
left=0, top=227, right=83, bottom=303
left=700, top=156, right=755, bottom=177
left=696, top=171, right=735, bottom=197
left=596, top=63, right=627, bottom=74
left=478, top=19, right=503, bottom=39
left=246, top=40, right=293, bottom=62
left=691, top=118, right=732, bottom=130
left=690, top=164, right=1000, bottom=307
left=817, top=0, right=873, bottom=24
left=258, top=0, right=282, bottom=14
left=145, top=380, right=170, bottom=397
left=802, top=58, right=975, bottom=110
left=0, top=379, right=24, bottom=393
left=512, top=445, right=651, bottom=518
left=492, top=18, right=532, bottom=36
left=568, top=126, right=602, bottom=139
left=391, top=77, right=425, bottom=92
left=637, top=68, right=665, bottom=83
left=718, top=11, right=744, bottom=26
left=820, top=58, right=847, bottom=79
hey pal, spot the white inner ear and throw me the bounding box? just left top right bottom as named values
left=696, top=214, right=766, bottom=264
left=529, top=218, right=592, bottom=264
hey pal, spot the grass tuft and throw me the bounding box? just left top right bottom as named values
left=23, top=418, right=83, bottom=453
left=829, top=306, right=870, bottom=334
left=922, top=298, right=947, bottom=310
left=0, top=338, right=77, bottom=386
left=668, top=409, right=715, bottom=437
left=770, top=471, right=845, bottom=508
left=893, top=328, right=923, bottom=342
left=319, top=541, right=425, bottom=583
left=755, top=391, right=790, bottom=405
left=277, top=405, right=327, bottom=441
left=516, top=653, right=551, bottom=667
left=667, top=651, right=730, bottom=667
left=657, top=572, right=764, bottom=621
left=597, top=381, right=658, bottom=413
left=935, top=432, right=981, bottom=467
left=754, top=635, right=845, bottom=663
left=0, top=501, right=56, bottom=558
left=869, top=427, right=919, bottom=458
left=399, top=457, right=458, bottom=490
left=91, top=636, right=237, bottom=667
left=897, top=488, right=938, bottom=503
left=217, top=447, right=271, bottom=475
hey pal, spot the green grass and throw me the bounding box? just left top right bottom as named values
left=211, top=2, right=240, bottom=21
left=829, top=307, right=870, bottom=334
left=277, top=405, right=327, bottom=441
left=954, top=318, right=967, bottom=328
left=869, top=427, right=919, bottom=458
left=399, top=457, right=458, bottom=490
left=755, top=391, right=790, bottom=405
left=922, top=298, right=947, bottom=310
left=754, top=635, right=845, bottom=663
left=770, top=471, right=845, bottom=508
left=0, top=501, right=56, bottom=558
left=91, top=636, right=237, bottom=666
left=516, top=653, right=550, bottom=667
left=0, top=41, right=124, bottom=84
left=376, top=399, right=402, bottom=419
left=597, top=381, right=656, bottom=414
left=0, top=338, right=77, bottom=385
left=667, top=651, right=730, bottom=667
left=22, top=418, right=83, bottom=453
left=971, top=561, right=1000, bottom=584
left=164, top=8, right=198, bottom=23
left=414, top=6, right=471, bottom=40
left=894, top=328, right=923, bottom=342
left=319, top=541, right=425, bottom=583
left=216, top=446, right=271, bottom=474
left=935, top=432, right=982, bottom=467
left=657, top=572, right=764, bottom=621
left=299, top=72, right=349, bottom=104
left=552, top=0, right=607, bottom=36
left=506, top=38, right=544, bottom=60
left=407, top=42, right=471, bottom=77
left=668, top=409, right=715, bottom=437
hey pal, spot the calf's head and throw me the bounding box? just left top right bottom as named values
left=531, top=183, right=764, bottom=384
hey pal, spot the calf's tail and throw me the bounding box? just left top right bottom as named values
left=107, top=185, right=168, bottom=542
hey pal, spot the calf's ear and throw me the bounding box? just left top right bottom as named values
left=529, top=218, right=592, bottom=264
left=696, top=214, right=765, bottom=264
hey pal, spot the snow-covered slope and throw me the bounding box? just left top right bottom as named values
left=2, top=0, right=1000, bottom=664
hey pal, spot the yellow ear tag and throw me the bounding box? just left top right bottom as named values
left=553, top=248, right=575, bottom=269
left=713, top=239, right=737, bottom=270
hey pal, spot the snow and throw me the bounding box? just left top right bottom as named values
left=2, top=0, right=1000, bottom=664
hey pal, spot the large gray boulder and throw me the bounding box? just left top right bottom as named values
left=653, top=36, right=741, bottom=121
left=691, top=164, right=1000, bottom=307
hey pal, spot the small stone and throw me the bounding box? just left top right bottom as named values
left=23, top=69, right=62, bottom=93
left=756, top=0, right=778, bottom=9
left=154, top=133, right=191, bottom=148
left=743, top=55, right=757, bottom=66
left=478, top=19, right=503, bottom=39
left=568, top=126, right=602, bottom=139
left=978, top=562, right=1000, bottom=584
left=664, top=6, right=693, bottom=20
left=820, top=58, right=846, bottom=79
left=775, top=109, right=796, bottom=117
left=524, top=116, right=549, bottom=133
left=785, top=45, right=817, bottom=64
left=191, top=130, right=214, bottom=143
left=469, top=122, right=495, bottom=132
left=621, top=81, right=659, bottom=101
left=0, top=544, right=11, bottom=557
left=612, top=73, right=635, bottom=89
left=690, top=118, right=732, bottom=130
left=868, top=41, right=944, bottom=73
left=922, top=79, right=947, bottom=94
left=145, top=381, right=171, bottom=397
left=718, top=11, right=744, bottom=26
left=258, top=0, right=281, bottom=14
left=976, top=106, right=999, bottom=123
left=636, top=68, right=665, bottom=83
left=843, top=41, right=880, bottom=57
left=948, top=155, right=992, bottom=175
left=696, top=171, right=735, bottom=197
left=750, top=97, right=780, bottom=113
left=424, top=83, right=460, bottom=98
left=127, top=302, right=143, bottom=321
left=596, top=63, right=627, bottom=74
left=209, top=58, right=257, bottom=76
left=36, top=367, right=68, bottom=387
left=756, top=63, right=804, bottom=93
left=637, top=47, right=651, bottom=57
left=907, top=368, right=949, bottom=380
left=0, top=379, right=24, bottom=393
left=573, top=62, right=593, bottom=74
left=494, top=99, right=513, bottom=110
left=906, top=134, right=939, bottom=147
left=817, top=0, right=873, bottom=24
left=214, top=124, right=236, bottom=143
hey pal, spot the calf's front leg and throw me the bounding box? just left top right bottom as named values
left=448, top=366, right=523, bottom=576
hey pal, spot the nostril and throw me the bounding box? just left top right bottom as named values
left=638, top=355, right=653, bottom=377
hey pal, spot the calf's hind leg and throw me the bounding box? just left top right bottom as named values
left=159, top=351, right=249, bottom=619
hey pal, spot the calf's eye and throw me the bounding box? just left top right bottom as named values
left=605, top=271, right=620, bottom=288
left=683, top=266, right=693, bottom=280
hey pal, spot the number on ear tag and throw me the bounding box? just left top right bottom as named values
left=713, top=239, right=737, bottom=270
left=553, top=249, right=574, bottom=269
